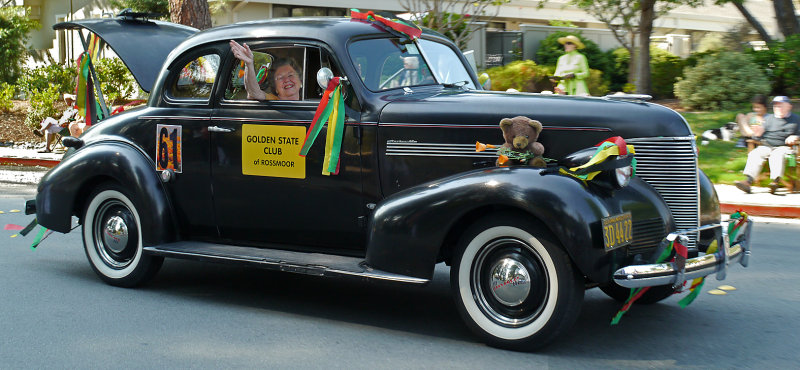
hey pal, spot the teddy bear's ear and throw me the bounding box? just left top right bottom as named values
left=528, top=119, right=543, bottom=134
left=499, top=118, right=513, bottom=129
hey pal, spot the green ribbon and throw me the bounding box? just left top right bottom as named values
left=29, top=226, right=48, bottom=250
left=326, top=87, right=346, bottom=174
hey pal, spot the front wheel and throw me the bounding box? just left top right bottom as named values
left=82, top=183, right=163, bottom=287
left=451, top=215, right=583, bottom=351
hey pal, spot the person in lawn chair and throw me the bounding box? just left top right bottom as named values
left=33, top=94, right=82, bottom=153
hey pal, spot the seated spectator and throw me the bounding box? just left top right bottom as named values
left=734, top=96, right=800, bottom=194
left=229, top=40, right=302, bottom=101
left=734, top=94, right=768, bottom=140
left=33, top=94, right=81, bottom=152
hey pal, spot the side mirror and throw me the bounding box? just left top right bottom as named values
left=479, top=73, right=491, bottom=90
left=317, top=67, right=334, bottom=89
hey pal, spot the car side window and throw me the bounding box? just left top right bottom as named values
left=348, top=38, right=434, bottom=91
left=224, top=45, right=345, bottom=102
left=169, top=54, right=220, bottom=100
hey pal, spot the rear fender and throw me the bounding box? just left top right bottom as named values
left=365, top=167, right=672, bottom=282
left=36, top=141, right=176, bottom=245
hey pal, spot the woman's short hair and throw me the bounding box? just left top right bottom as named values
left=752, top=94, right=768, bottom=106
left=269, top=57, right=302, bottom=91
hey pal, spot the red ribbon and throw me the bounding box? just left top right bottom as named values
left=351, top=9, right=422, bottom=39
left=596, top=136, right=628, bottom=155
left=299, top=77, right=340, bottom=158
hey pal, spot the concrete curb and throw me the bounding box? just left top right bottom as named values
left=0, top=157, right=59, bottom=168
left=720, top=203, right=800, bottom=219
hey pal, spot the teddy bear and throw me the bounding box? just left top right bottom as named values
left=497, top=116, right=547, bottom=167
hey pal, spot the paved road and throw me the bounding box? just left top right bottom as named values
left=1, top=185, right=799, bottom=368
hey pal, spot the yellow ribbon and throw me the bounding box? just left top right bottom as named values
left=321, top=87, right=341, bottom=176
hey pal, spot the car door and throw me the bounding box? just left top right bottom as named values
left=143, top=47, right=223, bottom=240
left=210, top=41, right=366, bottom=251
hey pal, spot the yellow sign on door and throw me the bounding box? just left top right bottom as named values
left=242, top=124, right=306, bottom=179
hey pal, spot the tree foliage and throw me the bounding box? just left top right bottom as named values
left=400, top=0, right=508, bottom=50
left=109, top=0, right=169, bottom=16
left=0, top=6, right=41, bottom=84
left=747, top=34, right=800, bottom=96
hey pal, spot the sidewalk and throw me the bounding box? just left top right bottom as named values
left=0, top=145, right=62, bottom=168
left=0, top=145, right=798, bottom=218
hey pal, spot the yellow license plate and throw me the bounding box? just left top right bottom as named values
left=601, top=212, right=632, bottom=251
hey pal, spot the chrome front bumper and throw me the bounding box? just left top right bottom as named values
left=613, top=219, right=753, bottom=289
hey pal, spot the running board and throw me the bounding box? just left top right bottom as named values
left=143, top=242, right=429, bottom=285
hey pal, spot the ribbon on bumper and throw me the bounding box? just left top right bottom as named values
left=299, top=77, right=346, bottom=175
left=350, top=9, right=422, bottom=40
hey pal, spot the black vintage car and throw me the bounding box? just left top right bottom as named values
left=30, top=14, right=752, bottom=350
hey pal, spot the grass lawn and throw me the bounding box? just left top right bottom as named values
left=681, top=110, right=748, bottom=185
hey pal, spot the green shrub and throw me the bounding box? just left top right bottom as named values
left=0, top=6, right=40, bottom=84
left=485, top=60, right=608, bottom=96
left=586, top=68, right=609, bottom=96
left=95, top=57, right=136, bottom=105
left=747, top=34, right=800, bottom=96
left=24, top=86, right=60, bottom=129
left=607, top=47, right=685, bottom=98
left=674, top=51, right=769, bottom=111
left=17, top=63, right=77, bottom=95
left=0, top=82, right=14, bottom=112
left=485, top=60, right=552, bottom=92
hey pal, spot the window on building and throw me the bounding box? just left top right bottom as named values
left=272, top=5, right=347, bottom=18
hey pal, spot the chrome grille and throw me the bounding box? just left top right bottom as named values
left=629, top=218, right=666, bottom=255
left=628, top=137, right=699, bottom=248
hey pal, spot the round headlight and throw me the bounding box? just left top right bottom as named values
left=614, top=163, right=632, bottom=188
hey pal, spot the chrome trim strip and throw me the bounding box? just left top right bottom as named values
left=380, top=123, right=612, bottom=131
left=139, top=115, right=211, bottom=121
left=142, top=247, right=429, bottom=284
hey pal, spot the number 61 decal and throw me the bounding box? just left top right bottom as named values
left=156, top=124, right=182, bottom=173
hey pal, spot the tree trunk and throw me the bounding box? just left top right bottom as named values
left=627, top=33, right=637, bottom=90
left=732, top=1, right=773, bottom=43
left=169, top=0, right=212, bottom=30
left=773, top=0, right=800, bottom=37
left=637, top=0, right=655, bottom=95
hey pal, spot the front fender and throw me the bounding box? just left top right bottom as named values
left=36, top=141, right=176, bottom=246
left=365, top=167, right=673, bottom=282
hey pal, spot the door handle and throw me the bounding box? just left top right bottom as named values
left=208, top=126, right=234, bottom=133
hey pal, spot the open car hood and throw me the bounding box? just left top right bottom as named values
left=54, top=16, right=198, bottom=93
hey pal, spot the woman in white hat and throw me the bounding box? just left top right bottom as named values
left=553, top=35, right=590, bottom=96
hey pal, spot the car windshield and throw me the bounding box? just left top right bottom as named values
left=349, top=37, right=475, bottom=91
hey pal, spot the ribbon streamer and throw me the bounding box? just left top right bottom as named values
left=350, top=9, right=422, bottom=40
left=560, top=136, right=636, bottom=182
left=299, top=77, right=346, bottom=175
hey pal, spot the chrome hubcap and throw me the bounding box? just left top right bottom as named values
left=103, top=216, right=129, bottom=254
left=472, top=237, right=549, bottom=327
left=92, top=199, right=138, bottom=269
left=489, top=258, right=531, bottom=306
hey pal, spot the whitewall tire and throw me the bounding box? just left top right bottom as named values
left=451, top=215, right=583, bottom=350
left=82, top=183, right=162, bottom=287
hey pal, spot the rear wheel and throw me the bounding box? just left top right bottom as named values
left=451, top=215, right=583, bottom=351
left=82, top=183, right=162, bottom=287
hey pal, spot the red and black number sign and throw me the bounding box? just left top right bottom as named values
left=156, top=124, right=182, bottom=173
